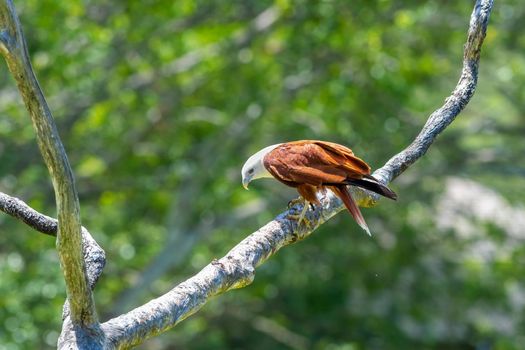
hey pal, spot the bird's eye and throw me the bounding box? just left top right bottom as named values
left=248, top=169, right=254, bottom=175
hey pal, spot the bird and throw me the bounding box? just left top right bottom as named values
left=241, top=140, right=397, bottom=235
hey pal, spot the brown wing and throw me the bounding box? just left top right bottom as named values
left=310, top=140, right=370, bottom=176
left=263, top=140, right=370, bottom=187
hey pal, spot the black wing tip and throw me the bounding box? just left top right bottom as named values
left=346, top=176, right=398, bottom=201
left=376, top=186, right=398, bottom=201
left=387, top=191, right=398, bottom=201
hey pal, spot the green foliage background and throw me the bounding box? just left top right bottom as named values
left=1, top=1, right=524, bottom=349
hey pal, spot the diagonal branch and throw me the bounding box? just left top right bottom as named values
left=372, top=0, right=493, bottom=187
left=0, top=0, right=96, bottom=326
left=100, top=1, right=494, bottom=348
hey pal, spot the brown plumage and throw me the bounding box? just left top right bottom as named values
left=241, top=140, right=397, bottom=235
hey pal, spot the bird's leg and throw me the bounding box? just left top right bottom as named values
left=296, top=200, right=310, bottom=227
left=289, top=185, right=320, bottom=229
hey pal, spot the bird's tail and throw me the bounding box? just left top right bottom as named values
left=345, top=174, right=397, bottom=200
left=331, top=185, right=371, bottom=236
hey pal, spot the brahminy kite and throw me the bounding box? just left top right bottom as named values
left=241, top=140, right=397, bottom=235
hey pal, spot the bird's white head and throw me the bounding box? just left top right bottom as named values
left=241, top=143, right=281, bottom=189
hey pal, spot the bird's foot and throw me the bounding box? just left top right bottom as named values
left=287, top=213, right=313, bottom=229
left=287, top=200, right=313, bottom=229
left=287, top=198, right=315, bottom=211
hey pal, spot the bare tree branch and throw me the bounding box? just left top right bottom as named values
left=372, top=0, right=493, bottom=186
left=0, top=192, right=106, bottom=289
left=0, top=192, right=57, bottom=236
left=0, top=0, right=96, bottom=326
left=0, top=191, right=106, bottom=347
left=99, top=1, right=494, bottom=348
left=109, top=195, right=264, bottom=316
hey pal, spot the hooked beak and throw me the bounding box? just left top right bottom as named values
left=242, top=176, right=251, bottom=190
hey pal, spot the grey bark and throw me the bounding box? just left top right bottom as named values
left=0, top=0, right=493, bottom=349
